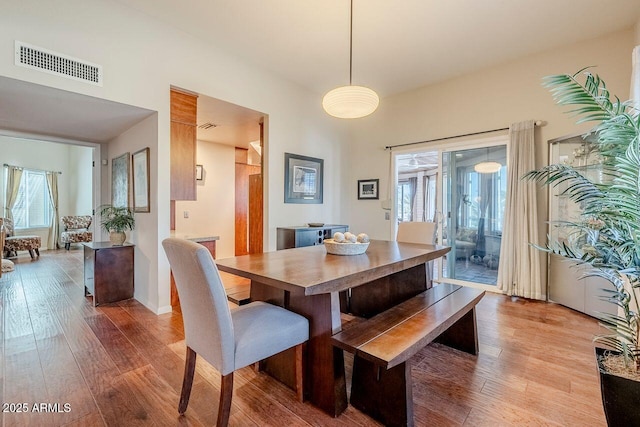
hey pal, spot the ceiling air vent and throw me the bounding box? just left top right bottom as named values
left=198, top=122, right=218, bottom=130
left=14, top=41, right=103, bottom=86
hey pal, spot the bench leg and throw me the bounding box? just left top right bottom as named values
left=435, top=307, right=479, bottom=355
left=28, top=249, right=35, bottom=259
left=350, top=356, right=414, bottom=427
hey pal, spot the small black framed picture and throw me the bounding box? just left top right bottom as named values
left=358, top=179, right=379, bottom=200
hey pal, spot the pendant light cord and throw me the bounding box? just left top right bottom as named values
left=349, top=0, right=353, bottom=85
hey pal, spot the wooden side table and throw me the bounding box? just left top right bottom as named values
left=83, top=242, right=134, bottom=306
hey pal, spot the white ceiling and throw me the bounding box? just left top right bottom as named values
left=196, top=93, right=263, bottom=147
left=115, top=0, right=640, bottom=97
left=0, top=76, right=154, bottom=143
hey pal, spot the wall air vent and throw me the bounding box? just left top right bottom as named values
left=15, top=41, right=103, bottom=86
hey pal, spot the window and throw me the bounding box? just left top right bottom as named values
left=12, top=170, right=52, bottom=229
left=397, top=180, right=412, bottom=222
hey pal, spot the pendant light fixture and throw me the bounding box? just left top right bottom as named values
left=474, top=148, right=502, bottom=173
left=322, top=0, right=379, bottom=119
left=474, top=161, right=502, bottom=174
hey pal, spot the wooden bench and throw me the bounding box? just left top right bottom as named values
left=219, top=270, right=251, bottom=305
left=332, top=283, right=484, bottom=427
left=226, top=283, right=251, bottom=305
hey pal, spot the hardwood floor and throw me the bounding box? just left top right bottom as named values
left=1, top=249, right=606, bottom=426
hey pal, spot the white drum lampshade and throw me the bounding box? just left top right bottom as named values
left=474, top=161, right=502, bottom=174
left=322, top=85, right=379, bottom=119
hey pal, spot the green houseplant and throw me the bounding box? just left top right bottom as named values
left=99, top=204, right=135, bottom=245
left=527, top=68, right=640, bottom=425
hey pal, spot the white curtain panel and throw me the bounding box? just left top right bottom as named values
left=4, top=166, right=23, bottom=221
left=45, top=172, right=60, bottom=250
left=631, top=45, right=640, bottom=114
left=497, top=120, right=543, bottom=299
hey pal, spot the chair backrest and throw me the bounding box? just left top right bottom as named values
left=162, top=238, right=235, bottom=374
left=396, top=221, right=436, bottom=245
left=61, top=215, right=92, bottom=231
left=0, top=218, right=14, bottom=237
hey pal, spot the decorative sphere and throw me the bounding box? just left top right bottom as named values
left=357, top=233, right=370, bottom=243
left=343, top=232, right=357, bottom=243
left=333, top=232, right=345, bottom=242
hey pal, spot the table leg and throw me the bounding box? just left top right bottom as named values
left=250, top=281, right=348, bottom=417
left=349, top=262, right=428, bottom=318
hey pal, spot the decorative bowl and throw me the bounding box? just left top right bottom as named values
left=324, top=239, right=369, bottom=255
left=308, top=222, right=325, bottom=227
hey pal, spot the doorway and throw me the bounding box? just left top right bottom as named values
left=170, top=90, right=266, bottom=259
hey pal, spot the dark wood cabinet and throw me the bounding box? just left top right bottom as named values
left=276, top=225, right=348, bottom=250
left=83, top=242, right=134, bottom=306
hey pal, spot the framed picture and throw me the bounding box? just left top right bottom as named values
left=284, top=153, right=323, bottom=204
left=112, top=152, right=130, bottom=208
left=358, top=179, right=379, bottom=200
left=132, top=147, right=150, bottom=213
left=196, top=164, right=204, bottom=181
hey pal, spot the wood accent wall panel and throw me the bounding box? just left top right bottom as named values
left=235, top=147, right=248, bottom=164
left=169, top=200, right=175, bottom=230
left=170, top=89, right=197, bottom=201
left=248, top=173, right=263, bottom=254
left=235, top=162, right=261, bottom=256
left=170, top=90, right=197, bottom=125
left=170, top=122, right=196, bottom=200
left=235, top=164, right=250, bottom=256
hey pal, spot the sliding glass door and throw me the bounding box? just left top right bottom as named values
left=442, top=145, right=507, bottom=286
left=394, top=137, right=507, bottom=289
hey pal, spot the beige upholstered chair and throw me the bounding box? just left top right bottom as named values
left=397, top=221, right=437, bottom=287
left=0, top=218, right=41, bottom=259
left=60, top=215, right=93, bottom=250
left=162, top=238, right=309, bottom=427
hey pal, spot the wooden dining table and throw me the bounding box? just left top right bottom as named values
left=215, top=239, right=450, bottom=417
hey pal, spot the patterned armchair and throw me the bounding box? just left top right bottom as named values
left=60, top=215, right=93, bottom=250
left=0, top=217, right=41, bottom=259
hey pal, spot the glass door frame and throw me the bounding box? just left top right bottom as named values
left=391, top=134, right=509, bottom=293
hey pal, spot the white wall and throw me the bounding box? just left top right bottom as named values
left=175, top=140, right=236, bottom=259
left=67, top=145, right=94, bottom=216
left=0, top=135, right=92, bottom=245
left=0, top=0, right=346, bottom=313
left=106, top=114, right=160, bottom=312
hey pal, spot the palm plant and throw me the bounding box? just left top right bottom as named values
left=527, top=68, right=640, bottom=371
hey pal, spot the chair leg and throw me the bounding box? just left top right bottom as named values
left=35, top=248, right=40, bottom=257
left=65, top=243, right=70, bottom=250
left=217, top=372, right=234, bottom=427
left=178, top=347, right=197, bottom=415
left=295, top=343, right=304, bottom=402
left=28, top=250, right=35, bottom=259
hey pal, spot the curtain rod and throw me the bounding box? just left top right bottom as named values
left=385, top=120, right=543, bottom=150
left=3, top=163, right=62, bottom=174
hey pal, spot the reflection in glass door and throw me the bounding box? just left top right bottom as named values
left=442, top=146, right=507, bottom=286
